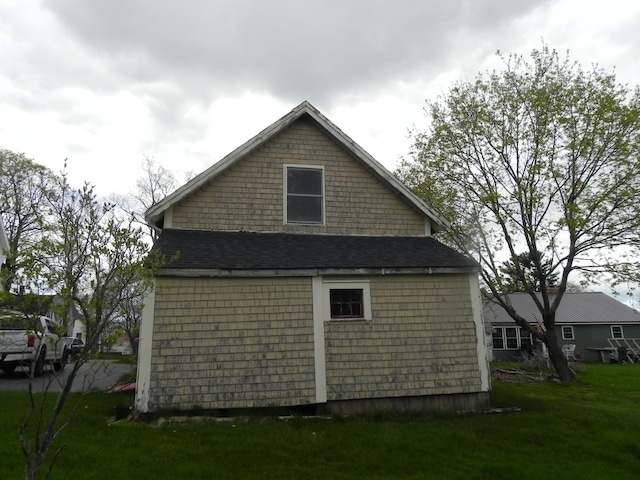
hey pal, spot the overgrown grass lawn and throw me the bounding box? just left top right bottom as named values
left=1, top=364, right=639, bottom=479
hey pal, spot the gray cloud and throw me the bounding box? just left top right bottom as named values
left=41, top=0, right=551, bottom=107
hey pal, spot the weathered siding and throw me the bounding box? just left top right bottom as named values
left=145, top=273, right=484, bottom=412
left=148, top=277, right=316, bottom=411
left=171, top=118, right=426, bottom=235
left=324, top=274, right=482, bottom=401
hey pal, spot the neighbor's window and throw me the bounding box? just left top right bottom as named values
left=330, top=289, right=364, bottom=319
left=611, top=325, right=624, bottom=339
left=492, top=327, right=521, bottom=350
left=285, top=165, right=324, bottom=224
left=504, top=327, right=518, bottom=349
left=562, top=326, right=575, bottom=340
left=492, top=328, right=505, bottom=349
left=519, top=328, right=533, bottom=346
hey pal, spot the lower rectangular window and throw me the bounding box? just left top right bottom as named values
left=323, top=280, right=371, bottom=321
left=330, top=289, right=364, bottom=319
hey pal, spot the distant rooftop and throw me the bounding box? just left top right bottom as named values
left=484, top=292, right=640, bottom=325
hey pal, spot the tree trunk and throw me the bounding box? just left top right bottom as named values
left=545, top=329, right=575, bottom=382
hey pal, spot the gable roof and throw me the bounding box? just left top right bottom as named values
left=145, top=101, right=447, bottom=231
left=485, top=292, right=640, bottom=326
left=153, top=229, right=478, bottom=276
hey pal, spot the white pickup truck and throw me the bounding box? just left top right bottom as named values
left=0, top=313, right=67, bottom=376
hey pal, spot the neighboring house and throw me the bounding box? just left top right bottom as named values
left=104, top=333, right=133, bottom=355
left=485, top=292, right=640, bottom=363
left=135, top=101, right=490, bottom=415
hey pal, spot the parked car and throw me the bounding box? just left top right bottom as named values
left=62, top=337, right=84, bottom=360
left=0, top=312, right=66, bottom=376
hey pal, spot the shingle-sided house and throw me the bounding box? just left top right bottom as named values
left=485, top=292, right=640, bottom=363
left=135, top=101, right=490, bottom=415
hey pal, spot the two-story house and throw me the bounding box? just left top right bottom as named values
left=135, top=101, right=490, bottom=415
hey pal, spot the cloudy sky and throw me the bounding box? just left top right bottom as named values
left=1, top=0, right=639, bottom=197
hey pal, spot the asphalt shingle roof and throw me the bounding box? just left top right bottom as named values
left=153, top=229, right=478, bottom=272
left=485, top=292, right=640, bottom=325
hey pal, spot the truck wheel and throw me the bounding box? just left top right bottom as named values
left=33, top=349, right=46, bottom=377
left=54, top=353, right=67, bottom=372
left=1, top=365, right=16, bottom=374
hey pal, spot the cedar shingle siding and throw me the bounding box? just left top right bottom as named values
left=171, top=119, right=426, bottom=235
left=150, top=277, right=316, bottom=410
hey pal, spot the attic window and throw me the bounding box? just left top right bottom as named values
left=285, top=165, right=324, bottom=224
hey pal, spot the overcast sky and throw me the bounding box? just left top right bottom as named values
left=1, top=0, right=639, bottom=197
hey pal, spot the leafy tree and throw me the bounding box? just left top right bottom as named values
left=15, top=167, right=158, bottom=479
left=499, top=251, right=559, bottom=292
left=0, top=150, right=58, bottom=292
left=398, top=45, right=640, bottom=382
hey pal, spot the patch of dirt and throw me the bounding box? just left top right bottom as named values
left=491, top=368, right=558, bottom=383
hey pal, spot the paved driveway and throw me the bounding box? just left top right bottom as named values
left=0, top=359, right=135, bottom=393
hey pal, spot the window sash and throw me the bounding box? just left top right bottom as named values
left=611, top=325, right=624, bottom=339
left=492, top=328, right=505, bottom=349
left=323, top=280, right=371, bottom=321
left=285, top=166, right=324, bottom=224
left=504, top=327, right=518, bottom=349
left=562, top=326, right=574, bottom=340
left=330, top=289, right=364, bottom=319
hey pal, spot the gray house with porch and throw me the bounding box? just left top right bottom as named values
left=484, top=292, right=640, bottom=363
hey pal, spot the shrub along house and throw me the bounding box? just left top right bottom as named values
left=135, top=101, right=490, bottom=415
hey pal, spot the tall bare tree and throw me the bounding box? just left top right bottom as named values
left=398, top=45, right=640, bottom=382
left=132, top=156, right=178, bottom=241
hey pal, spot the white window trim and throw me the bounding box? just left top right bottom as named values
left=611, top=325, right=624, bottom=339
left=562, top=326, right=575, bottom=340
left=322, top=280, right=371, bottom=321
left=283, top=164, right=325, bottom=226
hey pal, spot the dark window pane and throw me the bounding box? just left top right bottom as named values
left=287, top=196, right=322, bottom=223
left=330, top=289, right=364, bottom=319
left=288, top=168, right=322, bottom=195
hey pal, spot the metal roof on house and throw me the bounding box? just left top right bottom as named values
left=152, top=229, right=478, bottom=275
left=145, top=101, right=447, bottom=232
left=484, top=292, right=640, bottom=326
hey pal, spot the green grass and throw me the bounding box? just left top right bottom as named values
left=1, top=363, right=639, bottom=479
